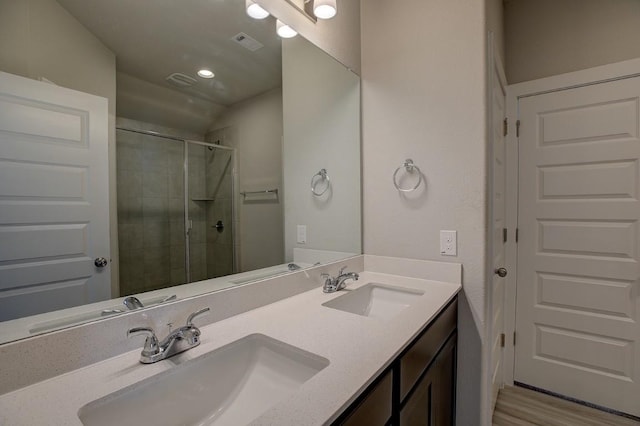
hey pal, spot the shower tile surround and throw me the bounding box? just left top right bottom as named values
left=0, top=255, right=461, bottom=421
left=116, top=118, right=235, bottom=295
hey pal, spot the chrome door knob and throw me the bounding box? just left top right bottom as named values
left=495, top=267, right=507, bottom=278
left=94, top=257, right=109, bottom=268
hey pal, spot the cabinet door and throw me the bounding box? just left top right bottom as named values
left=341, top=371, right=393, bottom=426
left=433, top=337, right=456, bottom=426
left=400, top=366, right=437, bottom=425
left=400, top=336, right=456, bottom=426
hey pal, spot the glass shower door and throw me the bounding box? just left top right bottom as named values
left=116, top=129, right=186, bottom=296
left=186, top=141, right=235, bottom=282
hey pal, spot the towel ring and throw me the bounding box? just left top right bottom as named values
left=393, top=159, right=423, bottom=192
left=311, top=168, right=330, bottom=196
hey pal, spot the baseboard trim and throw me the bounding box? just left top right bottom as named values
left=514, top=381, right=640, bottom=422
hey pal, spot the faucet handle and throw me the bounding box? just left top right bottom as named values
left=123, top=296, right=144, bottom=310
left=127, top=327, right=159, bottom=357
left=186, top=307, right=210, bottom=327
left=338, top=265, right=347, bottom=275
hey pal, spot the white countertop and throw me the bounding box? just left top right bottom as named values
left=0, top=271, right=460, bottom=426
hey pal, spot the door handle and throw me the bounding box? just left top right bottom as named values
left=94, top=257, right=109, bottom=268
left=495, top=267, right=507, bottom=278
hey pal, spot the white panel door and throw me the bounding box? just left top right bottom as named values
left=0, top=71, right=111, bottom=321
left=489, top=54, right=507, bottom=411
left=515, top=76, right=640, bottom=417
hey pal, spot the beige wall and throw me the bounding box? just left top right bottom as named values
left=259, top=0, right=360, bottom=74
left=485, top=0, right=505, bottom=420
left=210, top=88, right=285, bottom=272
left=505, top=0, right=640, bottom=83
left=282, top=36, right=361, bottom=262
left=487, top=0, right=505, bottom=65
left=361, top=0, right=487, bottom=424
left=0, top=0, right=119, bottom=296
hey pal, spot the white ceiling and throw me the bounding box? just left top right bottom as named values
left=57, top=0, right=283, bottom=107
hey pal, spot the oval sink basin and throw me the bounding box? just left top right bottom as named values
left=322, top=283, right=425, bottom=320
left=78, top=334, right=329, bottom=426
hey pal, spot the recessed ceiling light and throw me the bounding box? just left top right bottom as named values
left=246, top=0, right=270, bottom=19
left=197, top=69, right=215, bottom=79
left=276, top=20, right=297, bottom=39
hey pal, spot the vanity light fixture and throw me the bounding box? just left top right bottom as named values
left=313, top=0, right=337, bottom=19
left=246, top=0, right=270, bottom=19
left=276, top=19, right=298, bottom=38
left=197, top=69, right=215, bottom=79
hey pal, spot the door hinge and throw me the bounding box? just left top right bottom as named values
left=513, top=332, right=517, bottom=346
left=515, top=228, right=519, bottom=243
left=503, top=118, right=508, bottom=137
left=516, top=119, right=521, bottom=137
left=503, top=228, right=507, bottom=243
left=500, top=333, right=505, bottom=348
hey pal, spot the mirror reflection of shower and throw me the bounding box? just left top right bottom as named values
left=115, top=125, right=236, bottom=297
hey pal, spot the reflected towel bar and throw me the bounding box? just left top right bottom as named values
left=241, top=189, right=279, bottom=197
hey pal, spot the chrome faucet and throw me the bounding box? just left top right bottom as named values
left=128, top=307, right=210, bottom=364
left=322, top=266, right=359, bottom=293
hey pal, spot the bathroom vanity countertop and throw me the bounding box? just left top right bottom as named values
left=0, top=271, right=461, bottom=425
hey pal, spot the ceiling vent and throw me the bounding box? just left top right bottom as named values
left=232, top=32, right=264, bottom=52
left=165, top=72, right=198, bottom=88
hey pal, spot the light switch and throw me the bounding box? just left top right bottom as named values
left=440, top=230, right=457, bottom=256
left=297, top=225, right=307, bottom=244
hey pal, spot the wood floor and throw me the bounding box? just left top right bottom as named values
left=493, top=385, right=640, bottom=426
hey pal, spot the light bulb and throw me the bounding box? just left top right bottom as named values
left=246, top=0, right=269, bottom=19
left=276, top=20, right=297, bottom=38
left=314, top=0, right=337, bottom=19
left=197, top=69, right=214, bottom=79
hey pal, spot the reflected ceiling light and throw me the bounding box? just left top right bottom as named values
left=246, top=0, right=270, bottom=19
left=313, top=0, right=337, bottom=19
left=276, top=20, right=297, bottom=38
left=197, top=69, right=215, bottom=79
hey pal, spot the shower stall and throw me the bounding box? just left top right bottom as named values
left=115, top=127, right=236, bottom=296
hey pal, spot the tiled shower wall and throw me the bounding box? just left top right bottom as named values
left=116, top=118, right=203, bottom=296
left=116, top=118, right=235, bottom=296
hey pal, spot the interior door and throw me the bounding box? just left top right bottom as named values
left=515, top=76, right=640, bottom=417
left=0, top=71, right=111, bottom=321
left=489, top=53, right=507, bottom=410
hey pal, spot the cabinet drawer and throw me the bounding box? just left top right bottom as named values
left=341, top=371, right=392, bottom=426
left=400, top=300, right=457, bottom=400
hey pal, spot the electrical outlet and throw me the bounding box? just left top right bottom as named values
left=440, top=230, right=457, bottom=256
left=297, top=225, right=307, bottom=244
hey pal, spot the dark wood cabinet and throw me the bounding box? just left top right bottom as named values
left=342, top=371, right=392, bottom=426
left=400, top=360, right=438, bottom=425
left=334, top=297, right=457, bottom=426
left=400, top=336, right=456, bottom=426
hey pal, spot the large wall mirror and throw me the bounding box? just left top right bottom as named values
left=0, top=0, right=361, bottom=344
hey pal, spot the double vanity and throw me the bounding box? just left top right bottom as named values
left=0, top=255, right=461, bottom=425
